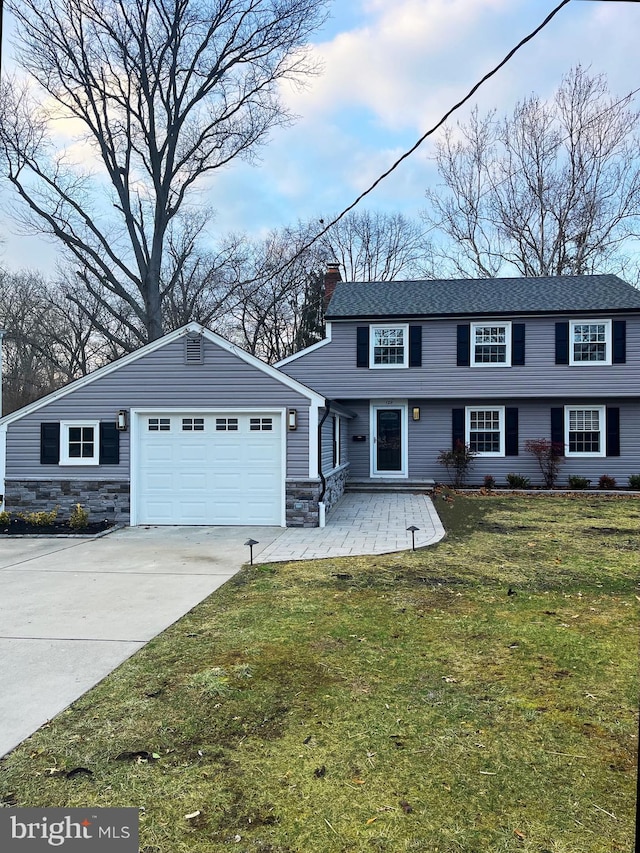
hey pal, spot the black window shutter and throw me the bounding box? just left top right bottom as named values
left=456, top=324, right=470, bottom=366
left=612, top=320, right=626, bottom=364
left=555, top=322, right=569, bottom=365
left=409, top=325, right=422, bottom=367
left=512, top=324, right=526, bottom=366
left=550, top=407, right=564, bottom=454
left=356, top=327, right=369, bottom=368
left=40, top=423, right=60, bottom=465
left=99, top=422, right=120, bottom=465
left=452, top=408, right=465, bottom=449
left=505, top=407, right=519, bottom=456
left=606, top=407, right=620, bottom=457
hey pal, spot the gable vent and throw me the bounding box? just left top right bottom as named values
left=185, top=334, right=203, bottom=365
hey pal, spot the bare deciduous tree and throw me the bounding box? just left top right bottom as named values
left=0, top=269, right=109, bottom=412
left=0, top=0, right=328, bottom=348
left=424, top=67, right=640, bottom=278
left=320, top=209, right=432, bottom=281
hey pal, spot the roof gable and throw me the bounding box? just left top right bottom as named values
left=0, top=323, right=324, bottom=426
left=325, top=275, right=640, bottom=319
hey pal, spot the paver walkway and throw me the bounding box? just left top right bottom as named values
left=256, top=492, right=444, bottom=562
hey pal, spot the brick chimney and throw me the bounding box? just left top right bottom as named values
left=323, top=262, right=341, bottom=309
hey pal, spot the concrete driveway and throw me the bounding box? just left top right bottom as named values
left=0, top=493, right=444, bottom=759
left=0, top=526, right=281, bottom=759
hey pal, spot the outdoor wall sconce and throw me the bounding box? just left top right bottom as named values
left=412, top=407, right=421, bottom=421
left=117, top=410, right=128, bottom=431
left=287, top=408, right=298, bottom=431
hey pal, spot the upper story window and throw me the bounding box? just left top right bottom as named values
left=466, top=407, right=505, bottom=456
left=570, top=320, right=611, bottom=365
left=60, top=421, right=100, bottom=465
left=471, top=322, right=512, bottom=366
left=370, top=325, right=408, bottom=368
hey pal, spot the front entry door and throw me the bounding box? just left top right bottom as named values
left=372, top=404, right=406, bottom=476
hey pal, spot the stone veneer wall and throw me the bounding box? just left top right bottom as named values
left=322, top=464, right=349, bottom=515
left=285, top=464, right=349, bottom=527
left=4, top=480, right=130, bottom=523
left=285, top=479, right=321, bottom=527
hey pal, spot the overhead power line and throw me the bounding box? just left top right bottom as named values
left=269, top=0, right=574, bottom=279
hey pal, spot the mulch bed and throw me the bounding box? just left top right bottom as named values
left=0, top=519, right=115, bottom=536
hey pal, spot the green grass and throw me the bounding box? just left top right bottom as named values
left=1, top=494, right=637, bottom=853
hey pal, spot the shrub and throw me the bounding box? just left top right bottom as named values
left=628, top=474, right=640, bottom=490
left=524, top=438, right=564, bottom=488
left=18, top=507, right=59, bottom=526
left=483, top=474, right=496, bottom=490
left=598, top=474, right=616, bottom=490
left=0, top=510, right=10, bottom=526
left=568, top=475, right=591, bottom=490
left=69, top=503, right=90, bottom=530
left=437, top=441, right=476, bottom=488
left=506, top=473, right=531, bottom=489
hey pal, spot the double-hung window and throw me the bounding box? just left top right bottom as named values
left=570, top=320, right=611, bottom=365
left=471, top=322, right=511, bottom=366
left=466, top=407, right=505, bottom=456
left=60, top=421, right=100, bottom=465
left=370, top=325, right=408, bottom=368
left=565, top=406, right=605, bottom=456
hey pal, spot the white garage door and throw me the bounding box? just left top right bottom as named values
left=135, top=412, right=283, bottom=525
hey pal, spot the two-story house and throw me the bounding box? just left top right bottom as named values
left=1, top=270, right=638, bottom=527
left=279, top=269, right=640, bottom=492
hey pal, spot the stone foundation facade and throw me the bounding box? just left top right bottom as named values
left=285, top=479, right=321, bottom=527
left=4, top=480, right=131, bottom=523
left=5, top=471, right=348, bottom=528
left=323, top=464, right=349, bottom=515
left=285, top=464, right=349, bottom=527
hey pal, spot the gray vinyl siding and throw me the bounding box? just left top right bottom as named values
left=282, top=315, right=640, bottom=399
left=320, top=412, right=350, bottom=473
left=6, top=337, right=312, bottom=480
left=321, top=413, right=333, bottom=473
left=342, top=397, right=640, bottom=485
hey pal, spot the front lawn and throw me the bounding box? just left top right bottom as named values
left=0, top=495, right=637, bottom=852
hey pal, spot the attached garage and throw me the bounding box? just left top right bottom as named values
left=134, top=410, right=284, bottom=526
left=0, top=323, right=338, bottom=528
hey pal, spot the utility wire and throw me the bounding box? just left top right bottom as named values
left=267, top=0, right=574, bottom=280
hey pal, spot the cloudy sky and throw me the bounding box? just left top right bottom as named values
left=1, top=0, right=640, bottom=273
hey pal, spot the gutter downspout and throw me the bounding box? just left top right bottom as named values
left=317, top=400, right=332, bottom=528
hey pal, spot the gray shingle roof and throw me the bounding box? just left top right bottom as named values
left=325, top=275, right=640, bottom=319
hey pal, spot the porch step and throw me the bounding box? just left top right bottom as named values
left=345, top=479, right=436, bottom=494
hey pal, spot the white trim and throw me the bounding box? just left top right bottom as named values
left=370, top=400, right=408, bottom=478
left=130, top=407, right=287, bottom=527
left=470, top=321, right=512, bottom=367
left=0, top=424, right=6, bottom=510
left=275, top=323, right=332, bottom=367
left=332, top=414, right=341, bottom=468
left=60, top=421, right=100, bottom=466
left=564, top=405, right=606, bottom=457
left=308, top=402, right=319, bottom=478
left=569, top=319, right=612, bottom=366
left=465, top=406, right=505, bottom=457
left=369, top=324, right=409, bottom=369
left=0, top=322, right=325, bottom=427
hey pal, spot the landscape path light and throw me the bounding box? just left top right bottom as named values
left=244, top=538, right=259, bottom=565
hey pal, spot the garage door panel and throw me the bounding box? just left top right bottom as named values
left=144, top=472, right=174, bottom=490
left=137, top=412, right=283, bottom=525
left=144, top=444, right=175, bottom=463
left=178, top=472, right=207, bottom=490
